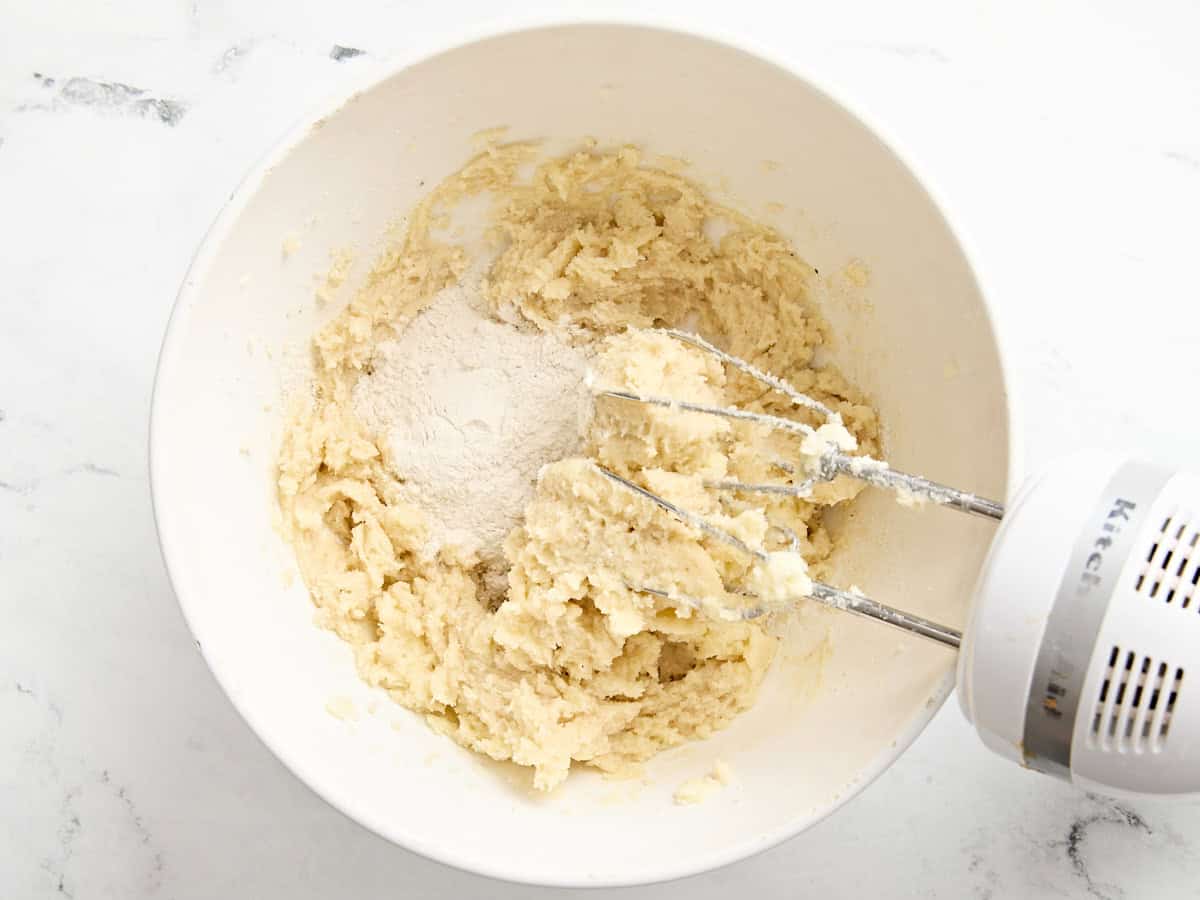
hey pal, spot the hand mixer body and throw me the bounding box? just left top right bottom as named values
left=959, top=452, right=1200, bottom=795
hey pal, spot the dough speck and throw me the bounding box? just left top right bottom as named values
left=325, top=695, right=360, bottom=721
left=674, top=760, right=733, bottom=805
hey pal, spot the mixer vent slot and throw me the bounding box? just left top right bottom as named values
left=1134, top=510, right=1200, bottom=610
left=1088, top=645, right=1183, bottom=753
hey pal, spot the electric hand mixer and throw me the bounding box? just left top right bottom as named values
left=596, top=329, right=1199, bottom=797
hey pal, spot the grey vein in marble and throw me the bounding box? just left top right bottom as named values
left=71, top=462, right=120, bottom=478
left=966, top=850, right=1003, bottom=900
left=22, top=73, right=187, bottom=126
left=48, top=786, right=83, bottom=899
left=1060, top=798, right=1150, bottom=900
left=0, top=462, right=122, bottom=495
left=14, top=681, right=62, bottom=723
left=329, top=45, right=366, bottom=62
left=213, top=39, right=258, bottom=76
left=97, top=769, right=166, bottom=894
left=11, top=682, right=163, bottom=897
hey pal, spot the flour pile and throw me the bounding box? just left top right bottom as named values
left=352, top=279, right=592, bottom=560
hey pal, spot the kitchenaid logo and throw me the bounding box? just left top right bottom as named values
left=1077, top=497, right=1137, bottom=594
left=1039, top=497, right=1137, bottom=722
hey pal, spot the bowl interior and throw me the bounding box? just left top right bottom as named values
left=151, top=24, right=1009, bottom=887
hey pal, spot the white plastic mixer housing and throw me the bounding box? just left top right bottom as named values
left=960, top=452, right=1200, bottom=795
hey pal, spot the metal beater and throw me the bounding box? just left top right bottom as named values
left=592, top=329, right=1200, bottom=795
left=593, top=329, right=1000, bottom=649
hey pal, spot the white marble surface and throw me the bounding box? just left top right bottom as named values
left=3, top=0, right=1200, bottom=896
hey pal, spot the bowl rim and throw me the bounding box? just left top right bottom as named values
left=149, top=14, right=1020, bottom=889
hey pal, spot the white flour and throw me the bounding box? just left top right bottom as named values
left=352, top=280, right=592, bottom=560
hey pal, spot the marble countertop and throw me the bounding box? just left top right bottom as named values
left=3, top=0, right=1200, bottom=896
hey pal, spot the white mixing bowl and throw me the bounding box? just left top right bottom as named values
left=151, top=22, right=1012, bottom=887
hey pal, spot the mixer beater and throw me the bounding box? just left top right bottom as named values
left=592, top=329, right=1200, bottom=796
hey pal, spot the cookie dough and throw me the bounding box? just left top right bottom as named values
left=674, top=760, right=733, bottom=805
left=277, top=141, right=880, bottom=790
